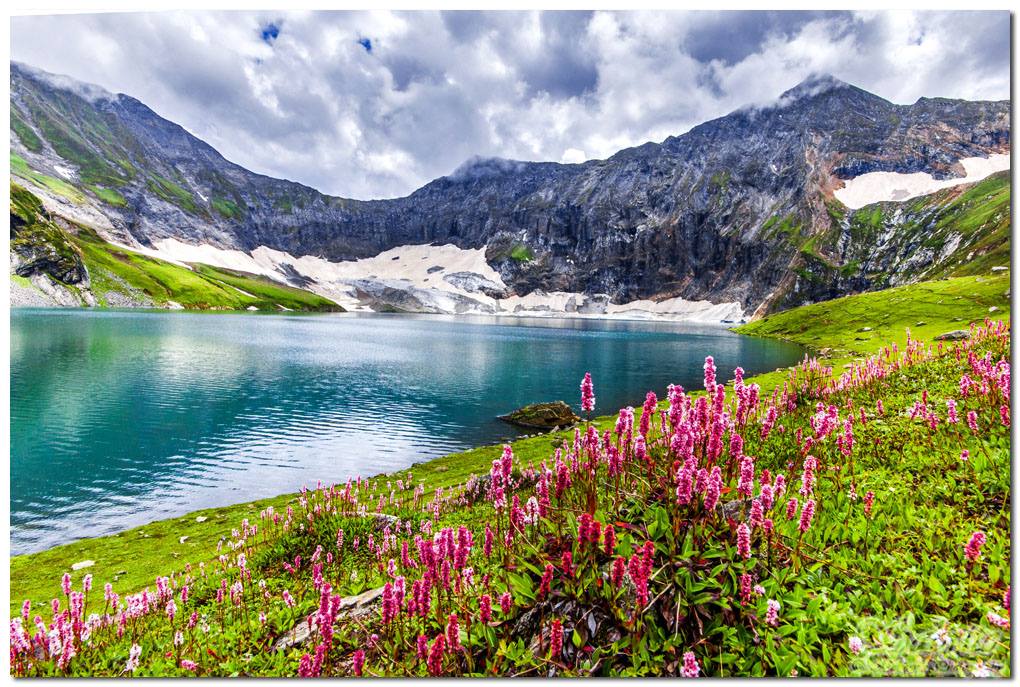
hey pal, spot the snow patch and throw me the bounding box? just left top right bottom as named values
left=107, top=239, right=744, bottom=323
left=834, top=154, right=1010, bottom=209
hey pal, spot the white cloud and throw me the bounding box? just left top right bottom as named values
left=10, top=10, right=1010, bottom=199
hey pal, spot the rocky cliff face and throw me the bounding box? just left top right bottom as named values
left=10, top=64, right=1011, bottom=315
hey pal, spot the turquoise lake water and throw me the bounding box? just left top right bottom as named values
left=10, top=309, right=804, bottom=554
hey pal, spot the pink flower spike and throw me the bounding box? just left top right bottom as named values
left=681, top=651, right=700, bottom=678
left=964, top=531, right=986, bottom=563
left=580, top=373, right=596, bottom=414
left=736, top=522, right=751, bottom=559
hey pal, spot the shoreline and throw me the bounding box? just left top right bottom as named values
left=9, top=301, right=748, bottom=326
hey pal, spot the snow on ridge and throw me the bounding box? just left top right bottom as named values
left=833, top=154, right=1010, bottom=210
left=126, top=239, right=743, bottom=323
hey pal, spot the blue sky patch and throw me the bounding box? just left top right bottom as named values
left=261, top=23, right=280, bottom=44
left=358, top=37, right=372, bottom=53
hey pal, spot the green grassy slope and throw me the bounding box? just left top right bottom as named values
left=9, top=183, right=342, bottom=312
left=10, top=272, right=1010, bottom=618
left=72, top=226, right=341, bottom=311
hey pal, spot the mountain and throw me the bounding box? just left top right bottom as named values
left=9, top=64, right=1011, bottom=316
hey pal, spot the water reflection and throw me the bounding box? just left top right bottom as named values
left=11, top=309, right=803, bottom=553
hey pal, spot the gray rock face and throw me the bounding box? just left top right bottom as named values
left=934, top=330, right=971, bottom=341
left=10, top=65, right=1011, bottom=316
left=271, top=585, right=385, bottom=653
left=442, top=271, right=508, bottom=298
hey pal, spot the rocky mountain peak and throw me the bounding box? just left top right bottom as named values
left=9, top=62, right=1011, bottom=317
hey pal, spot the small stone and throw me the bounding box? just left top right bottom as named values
left=71, top=560, right=95, bottom=571
left=195, top=516, right=208, bottom=523
left=915, top=321, right=926, bottom=326
left=934, top=330, right=970, bottom=341
left=179, top=536, right=189, bottom=544
left=989, top=306, right=999, bottom=313
left=991, top=266, right=1008, bottom=272
left=857, top=326, right=872, bottom=332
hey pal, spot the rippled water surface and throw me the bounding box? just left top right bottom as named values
left=11, top=309, right=804, bottom=553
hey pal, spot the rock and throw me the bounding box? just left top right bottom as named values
left=71, top=560, right=95, bottom=571
left=989, top=306, right=999, bottom=313
left=934, top=330, right=970, bottom=341
left=246, top=305, right=259, bottom=311
left=426, top=265, right=444, bottom=274
left=991, top=266, right=1008, bottom=272
left=498, top=401, right=581, bottom=430
left=915, top=321, right=926, bottom=326
left=441, top=271, right=508, bottom=298
left=179, top=536, right=189, bottom=544
left=272, top=585, right=386, bottom=653
left=858, top=326, right=873, bottom=332
left=195, top=516, right=208, bottom=523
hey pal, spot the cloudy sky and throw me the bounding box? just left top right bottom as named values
left=11, top=10, right=1010, bottom=199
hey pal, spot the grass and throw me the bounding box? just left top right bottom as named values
left=211, top=197, right=244, bottom=219
left=146, top=174, right=202, bottom=215
left=510, top=244, right=534, bottom=262
left=10, top=153, right=87, bottom=203
left=9, top=182, right=341, bottom=312
left=71, top=227, right=341, bottom=311
left=89, top=185, right=128, bottom=207
left=10, top=271, right=1009, bottom=620
left=734, top=272, right=1009, bottom=395
left=11, top=109, right=44, bottom=153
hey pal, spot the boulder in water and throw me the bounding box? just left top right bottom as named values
left=498, top=401, right=580, bottom=430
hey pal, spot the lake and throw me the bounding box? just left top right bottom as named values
left=10, top=309, right=804, bottom=554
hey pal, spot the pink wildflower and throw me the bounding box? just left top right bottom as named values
left=681, top=651, right=700, bottom=678
left=987, top=612, right=1010, bottom=629
left=549, top=618, right=564, bottom=659
left=765, top=599, right=780, bottom=627
left=580, top=373, right=595, bottom=414
left=352, top=649, right=365, bottom=676
left=798, top=499, right=816, bottom=533
left=848, top=636, right=863, bottom=654
left=479, top=594, right=492, bottom=623
left=427, top=634, right=446, bottom=676
left=611, top=556, right=626, bottom=589
left=603, top=524, right=616, bottom=555
left=539, top=563, right=554, bottom=598
left=446, top=613, right=461, bottom=651
left=736, top=522, right=751, bottom=559
left=964, top=531, right=986, bottom=562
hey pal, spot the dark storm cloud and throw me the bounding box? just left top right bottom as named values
left=10, top=11, right=1010, bottom=200
left=681, top=11, right=853, bottom=65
